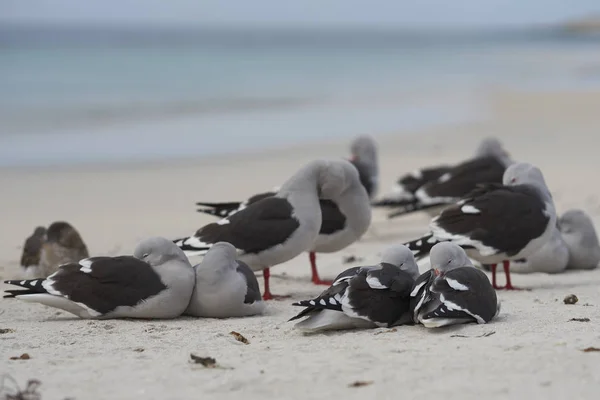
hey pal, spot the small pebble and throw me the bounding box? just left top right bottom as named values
left=564, top=294, right=579, bottom=305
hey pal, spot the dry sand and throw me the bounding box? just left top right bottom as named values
left=1, top=88, right=600, bottom=399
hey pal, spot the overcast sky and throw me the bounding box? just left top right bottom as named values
left=2, top=0, right=600, bottom=28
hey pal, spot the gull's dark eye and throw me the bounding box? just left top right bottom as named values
left=510, top=178, right=516, bottom=183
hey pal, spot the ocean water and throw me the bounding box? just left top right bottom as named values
left=1, top=27, right=599, bottom=167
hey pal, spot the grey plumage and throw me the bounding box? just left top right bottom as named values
left=185, top=242, right=265, bottom=318
left=510, top=227, right=569, bottom=274
left=290, top=244, right=419, bottom=333
left=508, top=209, right=600, bottom=273
left=5, top=237, right=195, bottom=319
left=560, top=209, right=600, bottom=270
left=349, top=134, right=379, bottom=199
left=411, top=242, right=500, bottom=328
left=374, top=136, right=510, bottom=212
left=176, top=159, right=369, bottom=299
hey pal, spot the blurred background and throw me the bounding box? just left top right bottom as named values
left=1, top=0, right=600, bottom=167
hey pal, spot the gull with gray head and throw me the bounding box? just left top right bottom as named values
left=508, top=227, right=569, bottom=274
left=560, top=209, right=600, bottom=270
left=373, top=137, right=512, bottom=219
left=288, top=244, right=419, bottom=333
left=410, top=242, right=500, bottom=328
left=175, top=159, right=369, bottom=300
left=504, top=209, right=600, bottom=274
left=404, top=162, right=557, bottom=290
left=184, top=242, right=265, bottom=318
left=4, top=237, right=195, bottom=319
left=192, top=136, right=376, bottom=286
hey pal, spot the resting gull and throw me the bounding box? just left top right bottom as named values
left=410, top=242, right=500, bottom=328
left=184, top=242, right=265, bottom=318
left=4, top=237, right=195, bottom=319
left=289, top=244, right=419, bottom=333
left=374, top=137, right=512, bottom=219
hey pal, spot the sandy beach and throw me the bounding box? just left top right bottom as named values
left=2, top=88, right=600, bottom=400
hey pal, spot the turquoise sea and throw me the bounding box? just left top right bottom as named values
left=1, top=27, right=599, bottom=167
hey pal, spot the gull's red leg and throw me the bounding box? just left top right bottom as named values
left=503, top=260, right=522, bottom=290
left=490, top=264, right=502, bottom=290
left=262, top=268, right=290, bottom=301
left=310, top=252, right=333, bottom=286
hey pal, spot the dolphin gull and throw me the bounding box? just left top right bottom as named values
left=374, top=137, right=511, bottom=219
left=185, top=242, right=265, bottom=318
left=410, top=242, right=500, bottom=328
left=288, top=244, right=419, bottom=333
left=509, top=227, right=569, bottom=274
left=175, top=159, right=366, bottom=300
left=560, top=209, right=600, bottom=270
left=403, top=162, right=556, bottom=290
left=4, top=237, right=195, bottom=319
left=193, top=136, right=377, bottom=286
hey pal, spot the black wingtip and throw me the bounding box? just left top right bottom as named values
left=287, top=306, right=316, bottom=322
left=371, top=198, right=416, bottom=208
left=404, top=234, right=437, bottom=260
left=196, top=208, right=221, bottom=217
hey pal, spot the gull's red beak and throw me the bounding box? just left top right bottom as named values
left=434, top=269, right=440, bottom=276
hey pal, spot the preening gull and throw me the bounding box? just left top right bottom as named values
left=4, top=237, right=195, bottom=319
left=289, top=244, right=419, bottom=333
left=175, top=159, right=367, bottom=300
left=20, top=222, right=89, bottom=279
left=348, top=135, right=379, bottom=199
left=193, top=136, right=377, bottom=286
left=373, top=137, right=511, bottom=219
left=404, top=162, right=556, bottom=290
left=411, top=242, right=500, bottom=328
left=185, top=242, right=265, bottom=318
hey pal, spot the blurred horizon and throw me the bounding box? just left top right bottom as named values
left=2, top=1, right=600, bottom=168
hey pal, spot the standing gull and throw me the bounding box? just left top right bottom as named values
left=4, top=237, right=195, bottom=319
left=185, top=242, right=265, bottom=318
left=193, top=139, right=376, bottom=286
left=374, top=137, right=512, bottom=219
left=20, top=221, right=89, bottom=279
left=410, top=242, right=500, bottom=328
left=404, top=162, right=556, bottom=290
left=288, top=244, right=419, bottom=333
left=175, top=159, right=368, bottom=300
left=195, top=135, right=378, bottom=218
